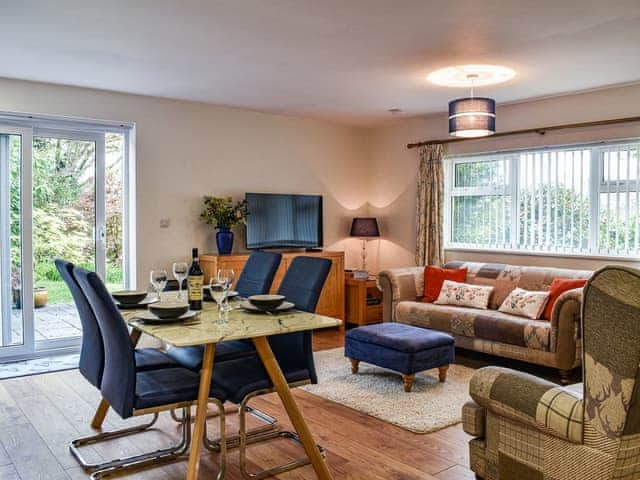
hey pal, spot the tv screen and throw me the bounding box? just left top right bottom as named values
left=245, top=193, right=323, bottom=249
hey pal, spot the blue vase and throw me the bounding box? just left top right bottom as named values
left=216, top=228, right=234, bottom=254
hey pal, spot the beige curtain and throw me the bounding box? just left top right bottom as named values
left=415, top=144, right=444, bottom=266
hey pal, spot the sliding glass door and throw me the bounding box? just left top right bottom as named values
left=0, top=122, right=131, bottom=360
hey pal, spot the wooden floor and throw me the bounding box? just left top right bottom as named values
left=0, top=328, right=474, bottom=480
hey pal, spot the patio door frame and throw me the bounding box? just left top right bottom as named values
left=0, top=114, right=136, bottom=361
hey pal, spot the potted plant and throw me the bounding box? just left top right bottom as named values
left=200, top=196, right=248, bottom=254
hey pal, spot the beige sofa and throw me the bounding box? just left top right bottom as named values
left=377, top=262, right=591, bottom=382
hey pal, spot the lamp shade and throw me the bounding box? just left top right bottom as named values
left=350, top=217, right=380, bottom=237
left=448, top=97, right=496, bottom=138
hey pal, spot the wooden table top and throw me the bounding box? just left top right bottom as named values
left=122, top=293, right=341, bottom=347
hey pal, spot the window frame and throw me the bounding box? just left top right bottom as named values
left=444, top=139, right=640, bottom=261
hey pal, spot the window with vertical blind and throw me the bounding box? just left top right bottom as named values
left=445, top=140, right=640, bottom=257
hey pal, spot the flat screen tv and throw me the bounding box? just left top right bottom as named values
left=245, top=193, right=323, bottom=249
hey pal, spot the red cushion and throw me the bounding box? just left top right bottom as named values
left=422, top=266, right=468, bottom=303
left=542, top=278, right=587, bottom=320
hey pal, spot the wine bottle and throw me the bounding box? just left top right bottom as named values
left=187, top=248, right=203, bottom=310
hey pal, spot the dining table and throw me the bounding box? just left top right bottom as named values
left=111, top=293, right=341, bottom=480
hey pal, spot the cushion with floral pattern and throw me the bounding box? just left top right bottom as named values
left=498, top=287, right=550, bottom=320
left=434, top=280, right=494, bottom=310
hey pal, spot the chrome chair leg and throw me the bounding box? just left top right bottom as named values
left=204, top=405, right=278, bottom=452
left=70, top=413, right=160, bottom=470
left=237, top=389, right=326, bottom=480
left=89, top=408, right=192, bottom=479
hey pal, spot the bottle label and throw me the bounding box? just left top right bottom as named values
left=188, top=275, right=203, bottom=301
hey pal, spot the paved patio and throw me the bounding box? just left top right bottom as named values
left=9, top=302, right=81, bottom=342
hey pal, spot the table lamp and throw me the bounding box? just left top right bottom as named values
left=350, top=217, right=380, bottom=273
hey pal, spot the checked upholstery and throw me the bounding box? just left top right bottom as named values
left=464, top=265, right=640, bottom=480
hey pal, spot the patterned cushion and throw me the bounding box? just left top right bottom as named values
left=498, top=288, right=550, bottom=320
left=469, top=366, right=583, bottom=443
left=396, top=301, right=552, bottom=351
left=434, top=280, right=493, bottom=309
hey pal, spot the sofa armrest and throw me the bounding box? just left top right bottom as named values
left=550, top=288, right=583, bottom=367
left=470, top=366, right=583, bottom=443
left=377, top=267, right=425, bottom=322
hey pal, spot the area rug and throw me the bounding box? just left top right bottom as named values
left=301, top=347, right=475, bottom=433
left=0, top=353, right=79, bottom=380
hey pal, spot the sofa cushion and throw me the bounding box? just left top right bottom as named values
left=434, top=280, right=493, bottom=309
left=543, top=278, right=587, bottom=320
left=422, top=265, right=468, bottom=303
left=396, top=301, right=551, bottom=351
left=498, top=288, right=550, bottom=320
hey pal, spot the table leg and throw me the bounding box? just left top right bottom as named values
left=91, top=328, right=143, bottom=429
left=186, top=343, right=216, bottom=480
left=252, top=336, right=334, bottom=480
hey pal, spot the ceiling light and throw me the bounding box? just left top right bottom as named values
left=449, top=96, right=495, bottom=137
left=427, top=64, right=515, bottom=87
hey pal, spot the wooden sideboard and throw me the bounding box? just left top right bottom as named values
left=200, top=251, right=345, bottom=320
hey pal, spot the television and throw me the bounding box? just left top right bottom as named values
left=245, top=193, right=323, bottom=249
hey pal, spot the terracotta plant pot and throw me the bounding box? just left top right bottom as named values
left=34, top=286, right=49, bottom=308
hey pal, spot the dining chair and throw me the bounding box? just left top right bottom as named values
left=166, top=251, right=283, bottom=444
left=211, top=256, right=332, bottom=479
left=71, top=267, right=228, bottom=479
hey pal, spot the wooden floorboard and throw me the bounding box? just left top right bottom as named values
left=0, top=328, right=474, bottom=479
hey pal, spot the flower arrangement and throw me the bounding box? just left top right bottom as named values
left=200, top=196, right=248, bottom=229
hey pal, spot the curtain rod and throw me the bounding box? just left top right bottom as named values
left=407, top=115, right=640, bottom=149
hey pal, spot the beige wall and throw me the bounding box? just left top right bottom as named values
left=0, top=78, right=370, bottom=286
left=368, top=83, right=640, bottom=273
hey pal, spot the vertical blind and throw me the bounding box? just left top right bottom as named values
left=446, top=140, right=640, bottom=257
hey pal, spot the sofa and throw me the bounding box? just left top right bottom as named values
left=377, top=262, right=592, bottom=382
left=462, top=265, right=640, bottom=480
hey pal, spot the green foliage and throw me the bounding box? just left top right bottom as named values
left=200, top=196, right=248, bottom=229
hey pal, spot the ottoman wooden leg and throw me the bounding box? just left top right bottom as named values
left=403, top=374, right=415, bottom=392
left=350, top=358, right=360, bottom=374
left=438, top=365, right=449, bottom=382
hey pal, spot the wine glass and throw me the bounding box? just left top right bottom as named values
left=217, top=268, right=235, bottom=312
left=208, top=277, right=226, bottom=311
left=150, top=269, right=168, bottom=302
left=172, top=262, right=188, bottom=301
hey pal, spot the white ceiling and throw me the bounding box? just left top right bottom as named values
left=1, top=0, right=640, bottom=126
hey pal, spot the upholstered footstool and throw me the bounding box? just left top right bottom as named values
left=345, top=323, right=455, bottom=392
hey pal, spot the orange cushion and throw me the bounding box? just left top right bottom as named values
left=542, top=278, right=587, bottom=320
left=422, top=266, right=468, bottom=303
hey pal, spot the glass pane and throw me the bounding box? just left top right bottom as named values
left=1, top=134, right=24, bottom=347
left=32, top=136, right=95, bottom=341
left=451, top=195, right=511, bottom=246
left=454, top=159, right=508, bottom=188
left=517, top=150, right=590, bottom=252
left=105, top=133, right=125, bottom=290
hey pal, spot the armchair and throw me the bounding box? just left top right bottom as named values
left=464, top=265, right=640, bottom=480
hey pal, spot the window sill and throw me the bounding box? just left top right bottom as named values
left=445, top=246, right=640, bottom=263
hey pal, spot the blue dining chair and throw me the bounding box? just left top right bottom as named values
left=166, top=251, right=283, bottom=371
left=166, top=251, right=283, bottom=445
left=212, top=256, right=332, bottom=478
left=71, top=267, right=228, bottom=479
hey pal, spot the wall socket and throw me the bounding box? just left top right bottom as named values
left=160, top=218, right=170, bottom=228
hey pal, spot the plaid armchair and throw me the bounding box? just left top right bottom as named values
left=463, top=265, right=640, bottom=480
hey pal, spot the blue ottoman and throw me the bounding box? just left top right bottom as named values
left=345, top=323, right=455, bottom=392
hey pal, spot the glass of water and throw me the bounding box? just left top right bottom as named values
left=150, top=269, right=168, bottom=301
left=172, top=262, right=188, bottom=301
left=208, top=278, right=226, bottom=311
left=217, top=269, right=235, bottom=312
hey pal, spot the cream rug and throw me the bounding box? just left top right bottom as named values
left=301, top=347, right=476, bottom=434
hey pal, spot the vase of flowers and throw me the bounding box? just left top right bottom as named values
left=200, top=196, right=248, bottom=254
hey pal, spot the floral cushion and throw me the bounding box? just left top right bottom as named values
left=498, top=288, right=550, bottom=320
left=434, top=280, right=493, bottom=310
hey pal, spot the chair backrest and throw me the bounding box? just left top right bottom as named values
left=272, top=256, right=332, bottom=383
left=277, top=256, right=331, bottom=313
left=74, top=267, right=137, bottom=419
left=55, top=259, right=105, bottom=388
left=582, top=265, right=640, bottom=448
left=235, top=251, right=282, bottom=298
